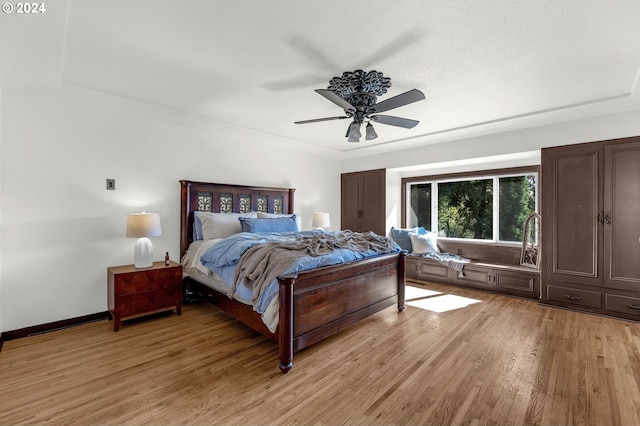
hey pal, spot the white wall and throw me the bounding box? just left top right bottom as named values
left=0, top=83, right=341, bottom=332
left=0, top=85, right=3, bottom=334
left=385, top=170, right=402, bottom=235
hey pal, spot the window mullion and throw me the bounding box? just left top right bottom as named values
left=493, top=176, right=499, bottom=242
left=432, top=182, right=438, bottom=233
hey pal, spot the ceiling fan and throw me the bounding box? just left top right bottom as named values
left=295, top=70, right=425, bottom=142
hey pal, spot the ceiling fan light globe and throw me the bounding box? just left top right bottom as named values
left=348, top=122, right=362, bottom=139
left=365, top=122, right=378, bottom=140
left=347, top=135, right=361, bottom=142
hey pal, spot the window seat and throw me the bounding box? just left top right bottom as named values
left=406, top=240, right=540, bottom=300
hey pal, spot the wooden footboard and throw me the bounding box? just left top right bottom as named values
left=186, top=251, right=406, bottom=373
left=277, top=251, right=406, bottom=373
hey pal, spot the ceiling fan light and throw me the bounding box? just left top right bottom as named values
left=348, top=122, right=362, bottom=139
left=365, top=122, right=378, bottom=140
left=347, top=134, right=360, bottom=143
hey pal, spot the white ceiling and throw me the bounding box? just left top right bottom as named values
left=4, top=0, right=640, bottom=159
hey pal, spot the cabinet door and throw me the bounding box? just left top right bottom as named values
left=359, top=171, right=385, bottom=235
left=494, top=269, right=539, bottom=298
left=454, top=264, right=492, bottom=288
left=341, top=173, right=361, bottom=232
left=542, top=144, right=603, bottom=287
left=603, top=140, right=640, bottom=290
left=341, top=169, right=385, bottom=235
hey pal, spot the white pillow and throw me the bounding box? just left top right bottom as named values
left=198, top=212, right=257, bottom=240
left=409, top=232, right=440, bottom=254
left=256, top=211, right=301, bottom=231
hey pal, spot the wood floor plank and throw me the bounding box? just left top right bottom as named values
left=2, top=281, right=640, bottom=425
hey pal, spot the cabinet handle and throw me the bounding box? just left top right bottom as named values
left=564, top=294, right=583, bottom=301
left=627, top=304, right=640, bottom=310
left=604, top=211, right=612, bottom=225
left=597, top=211, right=604, bottom=225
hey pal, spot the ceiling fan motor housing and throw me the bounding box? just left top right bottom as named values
left=328, top=70, right=391, bottom=98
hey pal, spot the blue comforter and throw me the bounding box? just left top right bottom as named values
left=200, top=230, right=400, bottom=315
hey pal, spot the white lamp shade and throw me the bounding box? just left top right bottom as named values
left=312, top=212, right=331, bottom=229
left=126, top=213, right=162, bottom=268
left=126, top=213, right=162, bottom=238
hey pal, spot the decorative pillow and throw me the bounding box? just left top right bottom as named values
left=239, top=215, right=299, bottom=233
left=198, top=212, right=257, bottom=240
left=409, top=231, right=440, bottom=254
left=390, top=226, right=427, bottom=251
left=257, top=211, right=301, bottom=231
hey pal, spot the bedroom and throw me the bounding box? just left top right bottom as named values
left=2, top=0, right=640, bottom=424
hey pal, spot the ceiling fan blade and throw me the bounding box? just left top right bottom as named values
left=295, top=116, right=349, bottom=124
left=371, top=89, right=425, bottom=114
left=315, top=89, right=355, bottom=111
left=371, top=115, right=420, bottom=129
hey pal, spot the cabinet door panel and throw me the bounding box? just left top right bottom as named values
left=542, top=146, right=602, bottom=287
left=341, top=174, right=361, bottom=232
left=360, top=172, right=385, bottom=235
left=495, top=271, right=535, bottom=292
left=604, top=141, right=640, bottom=290
left=417, top=260, right=450, bottom=281
left=454, top=265, right=491, bottom=287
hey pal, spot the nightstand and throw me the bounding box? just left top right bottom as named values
left=108, top=261, right=182, bottom=331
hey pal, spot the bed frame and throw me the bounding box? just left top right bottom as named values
left=180, top=180, right=406, bottom=373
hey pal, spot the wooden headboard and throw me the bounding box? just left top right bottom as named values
left=179, top=180, right=295, bottom=258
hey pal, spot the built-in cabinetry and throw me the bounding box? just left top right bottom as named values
left=341, top=168, right=385, bottom=235
left=406, top=257, right=540, bottom=299
left=541, top=136, right=640, bottom=320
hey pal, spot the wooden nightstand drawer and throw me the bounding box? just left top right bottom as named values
left=117, top=288, right=182, bottom=318
left=108, top=261, right=183, bottom=331
left=114, top=267, right=181, bottom=296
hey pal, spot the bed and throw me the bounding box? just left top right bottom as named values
left=179, top=180, right=406, bottom=373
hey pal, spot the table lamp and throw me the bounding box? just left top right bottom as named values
left=312, top=212, right=331, bottom=230
left=126, top=212, right=162, bottom=268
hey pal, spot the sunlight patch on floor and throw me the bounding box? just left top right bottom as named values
left=405, top=285, right=482, bottom=313
left=405, top=285, right=442, bottom=300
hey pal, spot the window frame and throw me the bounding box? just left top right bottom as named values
left=401, top=166, right=540, bottom=245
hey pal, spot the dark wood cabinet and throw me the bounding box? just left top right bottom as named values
left=341, top=168, right=385, bottom=235
left=603, top=142, right=640, bottom=291
left=541, top=143, right=603, bottom=288
left=108, top=261, right=183, bottom=331
left=541, top=136, right=640, bottom=320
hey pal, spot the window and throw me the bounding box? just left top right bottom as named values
left=406, top=170, right=538, bottom=243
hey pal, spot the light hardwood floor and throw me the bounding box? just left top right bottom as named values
left=2, top=280, right=640, bottom=425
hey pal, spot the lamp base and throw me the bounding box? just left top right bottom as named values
left=134, top=237, right=154, bottom=268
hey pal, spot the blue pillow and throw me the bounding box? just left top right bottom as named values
left=193, top=211, right=204, bottom=240
left=390, top=226, right=427, bottom=251
left=239, top=215, right=299, bottom=233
